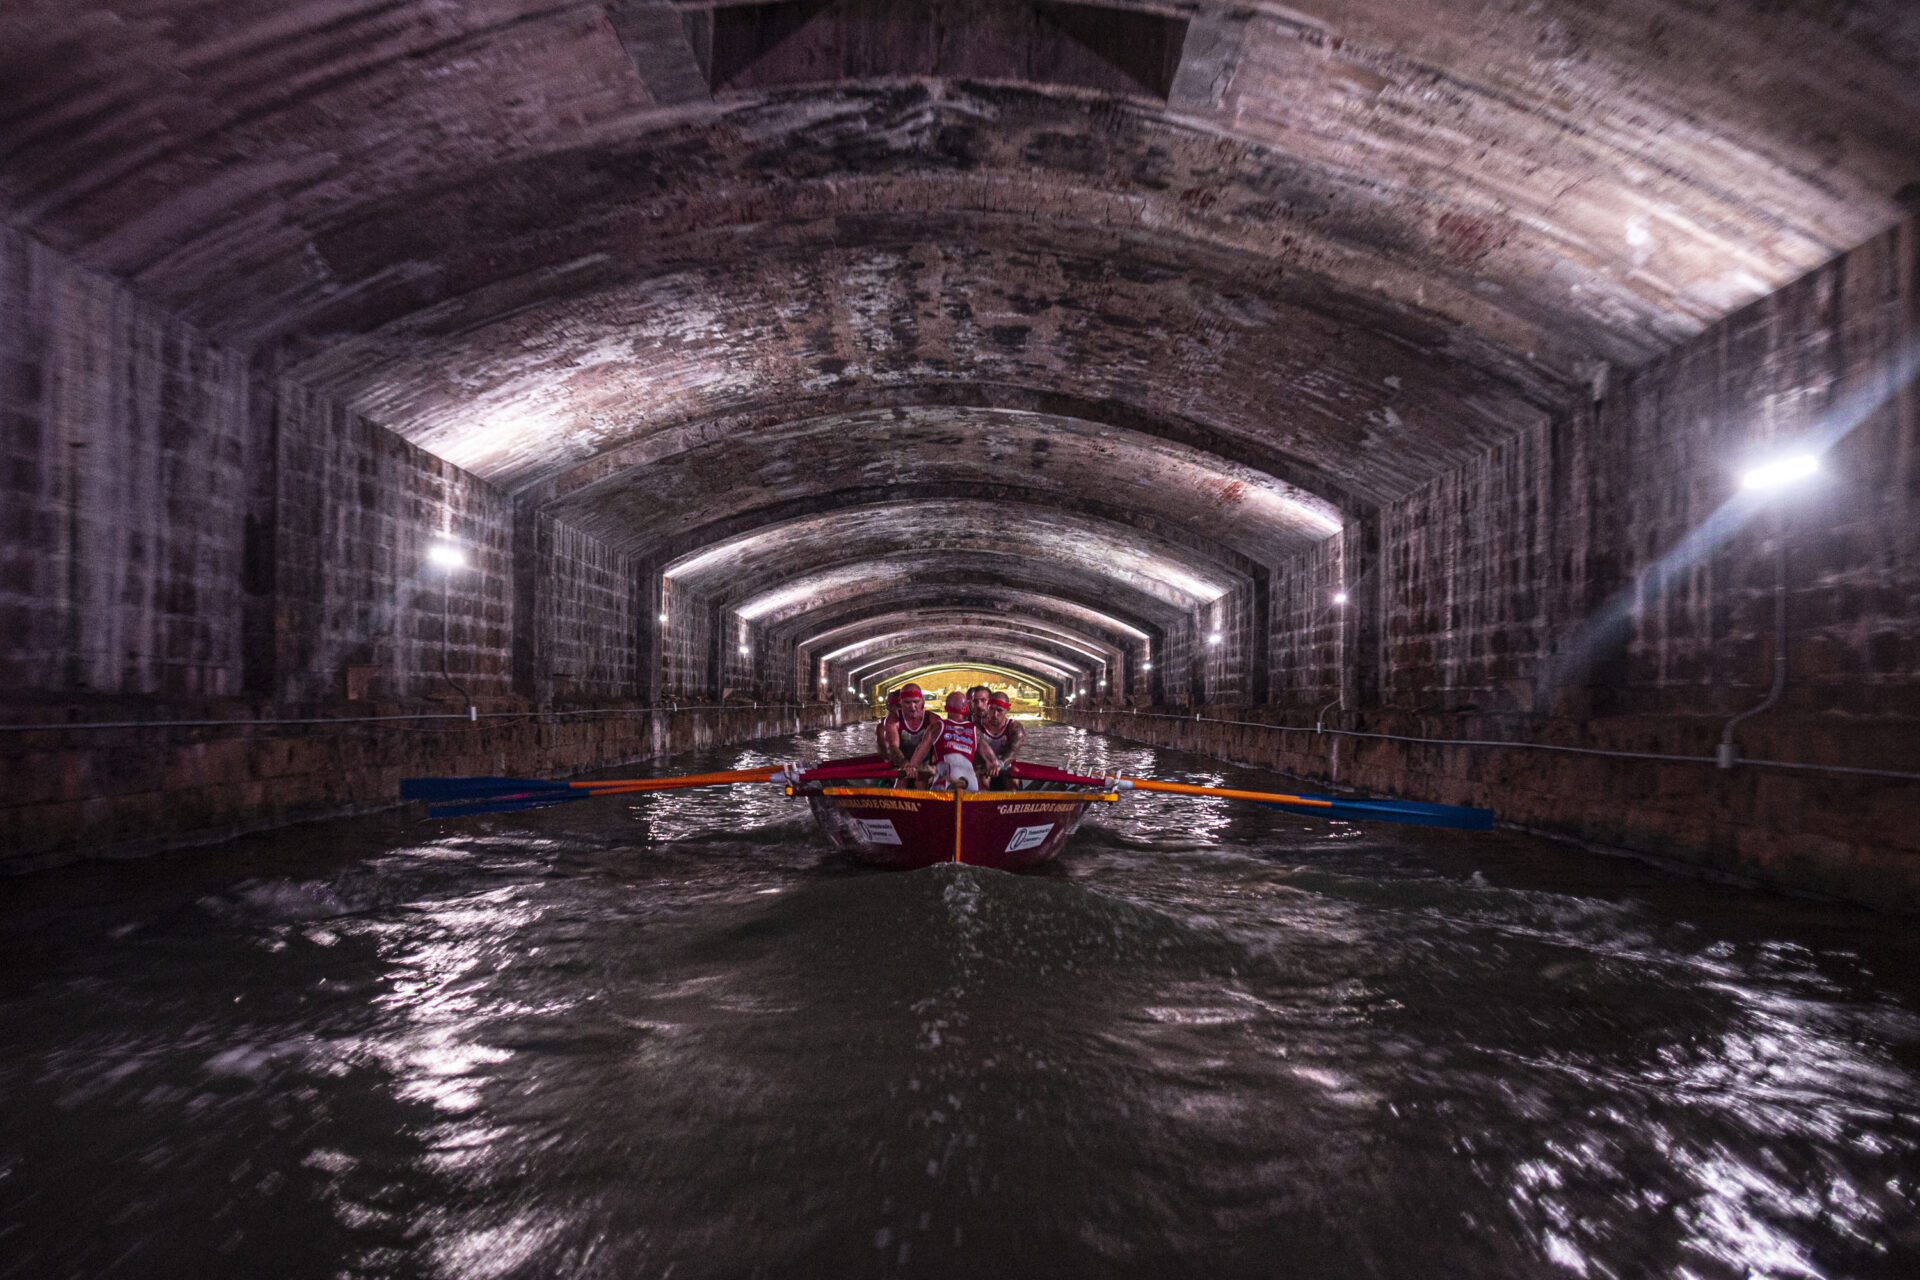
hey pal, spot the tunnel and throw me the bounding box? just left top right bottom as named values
left=2, top=2, right=1919, bottom=1275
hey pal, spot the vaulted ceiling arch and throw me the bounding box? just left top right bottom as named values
left=850, top=643, right=1089, bottom=692
left=546, top=419, right=1345, bottom=571
left=870, top=662, right=1062, bottom=703
left=818, top=622, right=1118, bottom=681
left=665, top=504, right=1250, bottom=621
left=529, top=385, right=1377, bottom=520
left=795, top=598, right=1145, bottom=664
left=768, top=573, right=1173, bottom=653
left=15, top=9, right=1913, bottom=376
left=293, top=230, right=1557, bottom=504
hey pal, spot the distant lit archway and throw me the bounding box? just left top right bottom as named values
left=874, top=663, right=1057, bottom=716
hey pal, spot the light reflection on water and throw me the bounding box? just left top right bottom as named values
left=0, top=724, right=1916, bottom=1279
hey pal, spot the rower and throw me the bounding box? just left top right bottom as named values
left=967, top=684, right=992, bottom=725
left=975, top=692, right=1024, bottom=790
left=886, top=683, right=941, bottom=783
left=873, top=689, right=902, bottom=755
left=929, top=690, right=996, bottom=792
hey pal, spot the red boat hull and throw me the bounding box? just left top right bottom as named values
left=806, top=788, right=1110, bottom=871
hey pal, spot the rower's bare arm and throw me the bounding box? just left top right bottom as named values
left=880, top=721, right=907, bottom=767
left=907, top=732, right=936, bottom=773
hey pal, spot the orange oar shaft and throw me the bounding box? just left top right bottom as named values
left=570, top=766, right=783, bottom=795
left=1121, top=777, right=1333, bottom=808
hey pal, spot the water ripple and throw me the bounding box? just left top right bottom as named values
left=0, top=725, right=1915, bottom=1278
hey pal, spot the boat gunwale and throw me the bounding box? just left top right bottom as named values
left=803, top=785, right=1120, bottom=803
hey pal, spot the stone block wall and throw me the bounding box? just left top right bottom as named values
left=1268, top=532, right=1347, bottom=708
left=657, top=578, right=714, bottom=698
left=1, top=227, right=251, bottom=699
left=2, top=230, right=828, bottom=864
left=542, top=517, right=637, bottom=701
left=1062, top=706, right=1920, bottom=912
left=1154, top=611, right=1198, bottom=706
left=275, top=383, right=515, bottom=705
left=515, top=511, right=636, bottom=704
left=1104, top=215, right=1919, bottom=909
left=1382, top=426, right=1553, bottom=715
left=1195, top=592, right=1248, bottom=703
left=3, top=702, right=843, bottom=870
left=1373, top=215, right=1918, bottom=726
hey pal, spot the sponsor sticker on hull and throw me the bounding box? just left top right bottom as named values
left=1004, top=823, right=1055, bottom=853
left=852, top=817, right=903, bottom=845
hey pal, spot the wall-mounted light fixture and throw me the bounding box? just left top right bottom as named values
left=1143, top=660, right=1152, bottom=671
left=658, top=612, right=669, bottom=625
left=427, top=541, right=472, bottom=718
left=738, top=643, right=750, bottom=656
left=1207, top=631, right=1223, bottom=646
left=1741, top=453, right=1819, bottom=491
left=1333, top=590, right=1349, bottom=605
left=1718, top=452, right=1820, bottom=767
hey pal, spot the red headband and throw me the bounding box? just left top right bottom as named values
left=989, top=693, right=1010, bottom=709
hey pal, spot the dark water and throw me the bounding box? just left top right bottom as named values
left=3, top=725, right=1917, bottom=1279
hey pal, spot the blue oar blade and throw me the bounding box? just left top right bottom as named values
left=425, top=792, right=588, bottom=819
left=1326, top=797, right=1495, bottom=830
left=1260, top=795, right=1495, bottom=830
left=402, top=776, right=571, bottom=802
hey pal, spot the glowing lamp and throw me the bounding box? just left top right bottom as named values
left=426, top=541, right=465, bottom=570
left=1333, top=590, right=1350, bottom=605
left=1207, top=631, right=1223, bottom=646
left=1741, top=454, right=1818, bottom=491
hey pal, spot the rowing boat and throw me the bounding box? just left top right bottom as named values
left=782, top=755, right=1118, bottom=871
left=400, top=755, right=1494, bottom=872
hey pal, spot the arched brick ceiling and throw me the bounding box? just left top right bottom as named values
left=808, top=607, right=1124, bottom=655
left=779, top=581, right=1164, bottom=657
left=796, top=597, right=1145, bottom=659
left=5, top=0, right=1917, bottom=681
left=816, top=619, right=1119, bottom=675
left=853, top=643, right=1087, bottom=687
left=757, top=567, right=1186, bottom=638
left=9, top=1, right=1915, bottom=362
left=722, top=551, right=1197, bottom=632
left=871, top=662, right=1062, bottom=700
left=285, top=229, right=1557, bottom=505
left=668, top=502, right=1244, bottom=614
left=542, top=404, right=1342, bottom=563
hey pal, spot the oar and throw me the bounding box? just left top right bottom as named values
left=1101, top=775, right=1496, bottom=831
left=1117, top=778, right=1335, bottom=806
left=574, top=766, right=786, bottom=795
left=401, top=765, right=790, bottom=817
